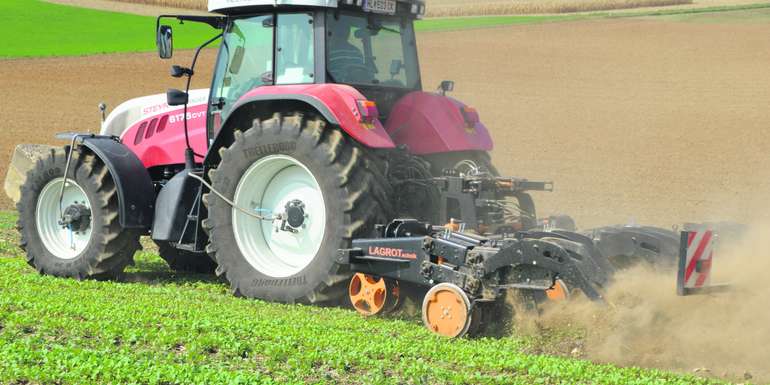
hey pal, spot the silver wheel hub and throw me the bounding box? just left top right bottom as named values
left=36, top=178, right=93, bottom=260
left=232, top=155, right=326, bottom=278
left=60, top=203, right=92, bottom=232
left=279, top=199, right=308, bottom=233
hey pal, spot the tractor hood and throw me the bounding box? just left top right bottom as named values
left=384, top=92, right=493, bottom=155
left=101, top=89, right=209, bottom=138
left=101, top=89, right=210, bottom=168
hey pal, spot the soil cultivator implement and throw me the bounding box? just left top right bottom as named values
left=337, top=172, right=739, bottom=337
left=3, top=0, right=742, bottom=337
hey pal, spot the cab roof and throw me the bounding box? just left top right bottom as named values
left=208, top=0, right=426, bottom=15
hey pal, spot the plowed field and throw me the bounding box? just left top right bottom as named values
left=2, top=12, right=769, bottom=229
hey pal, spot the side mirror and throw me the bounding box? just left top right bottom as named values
left=166, top=89, right=188, bottom=106
left=157, top=25, right=173, bottom=59
left=439, top=80, right=455, bottom=95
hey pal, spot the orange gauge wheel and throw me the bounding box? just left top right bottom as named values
left=545, top=279, right=569, bottom=301
left=348, top=273, right=400, bottom=316
left=422, top=283, right=474, bottom=338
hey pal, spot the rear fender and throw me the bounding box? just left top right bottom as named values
left=206, top=84, right=395, bottom=165
left=78, top=136, right=155, bottom=229
left=385, top=91, right=493, bottom=155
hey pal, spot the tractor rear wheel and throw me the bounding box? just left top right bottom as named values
left=17, top=148, right=141, bottom=279
left=154, top=241, right=217, bottom=274
left=203, top=113, right=391, bottom=303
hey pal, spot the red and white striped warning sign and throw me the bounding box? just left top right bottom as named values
left=677, top=229, right=716, bottom=295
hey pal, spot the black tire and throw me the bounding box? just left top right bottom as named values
left=154, top=240, right=217, bottom=274
left=17, top=147, right=141, bottom=279
left=203, top=113, right=392, bottom=303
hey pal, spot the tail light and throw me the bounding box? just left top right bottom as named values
left=356, top=100, right=379, bottom=124
left=460, top=106, right=480, bottom=127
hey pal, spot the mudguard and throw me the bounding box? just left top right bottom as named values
left=219, top=84, right=396, bottom=149
left=151, top=170, right=200, bottom=242
left=385, top=91, right=493, bottom=155
left=78, top=136, right=155, bottom=229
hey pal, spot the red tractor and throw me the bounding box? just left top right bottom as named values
left=7, top=0, right=699, bottom=337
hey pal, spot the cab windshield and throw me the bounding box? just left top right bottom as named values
left=326, top=11, right=420, bottom=89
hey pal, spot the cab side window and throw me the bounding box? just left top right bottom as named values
left=275, top=13, right=315, bottom=85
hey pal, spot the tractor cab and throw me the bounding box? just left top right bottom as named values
left=156, top=0, right=489, bottom=160
left=201, top=0, right=426, bottom=130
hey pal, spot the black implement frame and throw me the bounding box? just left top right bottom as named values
left=338, top=219, right=606, bottom=304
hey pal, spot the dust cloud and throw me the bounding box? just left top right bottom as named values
left=532, top=223, right=770, bottom=383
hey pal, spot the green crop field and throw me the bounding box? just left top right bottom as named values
left=0, top=212, right=729, bottom=385
left=0, top=0, right=219, bottom=58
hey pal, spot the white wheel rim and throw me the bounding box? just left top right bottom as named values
left=35, top=178, right=93, bottom=260
left=232, top=155, right=326, bottom=278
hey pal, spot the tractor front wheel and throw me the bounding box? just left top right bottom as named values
left=203, top=113, right=391, bottom=303
left=17, top=148, right=141, bottom=279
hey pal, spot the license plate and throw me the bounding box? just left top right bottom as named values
left=364, top=0, right=397, bottom=15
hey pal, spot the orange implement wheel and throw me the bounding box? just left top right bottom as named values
left=348, top=273, right=400, bottom=316
left=421, top=283, right=474, bottom=338
left=545, top=279, right=569, bottom=301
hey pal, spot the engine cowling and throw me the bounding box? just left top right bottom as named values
left=101, top=89, right=210, bottom=168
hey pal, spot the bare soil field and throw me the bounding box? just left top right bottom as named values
left=421, top=14, right=770, bottom=228
left=2, top=13, right=770, bottom=231
left=428, top=0, right=692, bottom=16
left=428, top=0, right=764, bottom=16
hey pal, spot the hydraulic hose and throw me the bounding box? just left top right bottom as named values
left=187, top=172, right=276, bottom=222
